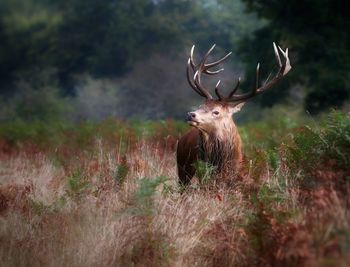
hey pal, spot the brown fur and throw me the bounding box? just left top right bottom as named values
left=180, top=42, right=291, bottom=186
left=177, top=101, right=243, bottom=186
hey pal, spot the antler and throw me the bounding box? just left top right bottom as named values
left=218, top=42, right=292, bottom=103
left=187, top=42, right=291, bottom=103
left=187, top=44, right=232, bottom=99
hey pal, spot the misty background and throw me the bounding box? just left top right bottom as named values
left=0, top=0, right=349, bottom=124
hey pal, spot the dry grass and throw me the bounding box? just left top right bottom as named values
left=0, top=116, right=350, bottom=266
left=0, top=140, right=239, bottom=266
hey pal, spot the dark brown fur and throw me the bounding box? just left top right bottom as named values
left=177, top=125, right=242, bottom=186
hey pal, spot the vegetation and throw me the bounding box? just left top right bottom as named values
left=0, top=0, right=349, bottom=265
left=0, top=111, right=349, bottom=266
left=239, top=0, right=350, bottom=114
left=1, top=0, right=348, bottom=120
left=0, top=0, right=262, bottom=120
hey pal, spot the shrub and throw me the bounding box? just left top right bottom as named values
left=132, top=176, right=168, bottom=216
left=287, top=111, right=350, bottom=171
left=193, top=160, right=217, bottom=186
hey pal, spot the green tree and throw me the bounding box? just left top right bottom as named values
left=0, top=0, right=61, bottom=95
left=240, top=0, right=350, bottom=114
left=0, top=0, right=263, bottom=119
left=0, top=68, right=69, bottom=123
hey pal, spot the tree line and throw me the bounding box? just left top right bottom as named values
left=0, top=0, right=348, bottom=121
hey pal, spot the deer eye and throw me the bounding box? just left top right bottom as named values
left=213, top=110, right=220, bottom=116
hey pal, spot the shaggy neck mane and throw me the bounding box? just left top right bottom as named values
left=198, top=121, right=242, bottom=171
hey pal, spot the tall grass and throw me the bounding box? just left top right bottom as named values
left=0, top=111, right=349, bottom=266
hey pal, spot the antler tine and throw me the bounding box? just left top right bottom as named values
left=214, top=80, right=224, bottom=100
left=201, top=44, right=217, bottom=65
left=196, top=44, right=216, bottom=82
left=186, top=45, right=213, bottom=99
left=256, top=63, right=260, bottom=89
left=273, top=42, right=282, bottom=67
left=205, top=67, right=225, bottom=75
left=191, top=44, right=216, bottom=90
left=225, top=42, right=291, bottom=102
left=204, top=49, right=232, bottom=75
left=186, top=44, right=233, bottom=100
left=186, top=58, right=207, bottom=98
left=227, top=63, right=260, bottom=101
left=193, top=70, right=213, bottom=99
left=278, top=46, right=291, bottom=75
left=187, top=45, right=211, bottom=98
left=228, top=77, right=241, bottom=98
left=193, top=44, right=229, bottom=100
left=189, top=45, right=196, bottom=68
left=205, top=51, right=232, bottom=69
left=254, top=44, right=291, bottom=94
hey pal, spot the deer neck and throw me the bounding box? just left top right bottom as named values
left=198, top=120, right=241, bottom=170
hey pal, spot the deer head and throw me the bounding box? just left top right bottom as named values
left=186, top=43, right=291, bottom=135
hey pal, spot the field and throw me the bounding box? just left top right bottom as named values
left=0, top=111, right=349, bottom=266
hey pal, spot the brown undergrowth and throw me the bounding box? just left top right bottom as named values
left=0, top=112, right=349, bottom=266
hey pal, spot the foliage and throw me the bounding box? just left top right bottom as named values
left=240, top=0, right=350, bottom=113
left=0, top=0, right=256, bottom=92
left=0, top=68, right=72, bottom=145
left=0, top=113, right=187, bottom=150
left=0, top=0, right=61, bottom=94
left=0, top=0, right=264, bottom=120
left=133, top=176, right=168, bottom=216
left=0, top=111, right=349, bottom=266
left=0, top=69, right=69, bottom=121
left=239, top=105, right=307, bottom=155
left=1, top=0, right=348, bottom=120
left=287, top=111, right=350, bottom=169
left=113, top=163, right=129, bottom=186
left=66, top=170, right=90, bottom=197
left=0, top=119, right=67, bottom=146
left=193, top=160, right=217, bottom=185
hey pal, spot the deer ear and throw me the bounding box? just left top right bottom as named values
left=229, top=102, right=245, bottom=114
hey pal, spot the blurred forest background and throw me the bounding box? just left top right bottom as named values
left=0, top=0, right=349, bottom=124
left=1, top=2, right=350, bottom=265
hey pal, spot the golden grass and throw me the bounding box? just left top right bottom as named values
left=0, top=134, right=349, bottom=266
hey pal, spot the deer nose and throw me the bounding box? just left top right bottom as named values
left=187, top=112, right=196, bottom=121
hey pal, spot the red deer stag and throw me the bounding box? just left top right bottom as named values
left=177, top=43, right=291, bottom=186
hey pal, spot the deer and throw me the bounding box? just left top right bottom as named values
left=177, top=42, right=291, bottom=186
